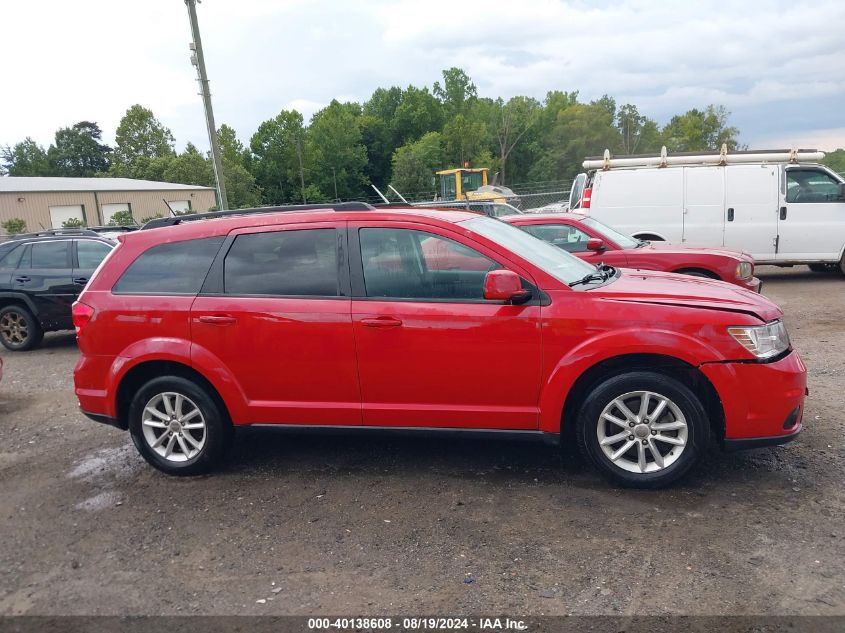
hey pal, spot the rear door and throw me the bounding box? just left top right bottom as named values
left=723, top=165, right=779, bottom=261
left=14, top=240, right=75, bottom=329
left=683, top=166, right=726, bottom=246
left=190, top=222, right=361, bottom=426
left=72, top=239, right=113, bottom=291
left=349, top=221, right=542, bottom=430
left=779, top=167, right=845, bottom=261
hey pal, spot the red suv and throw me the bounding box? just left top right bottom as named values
left=73, top=204, right=807, bottom=488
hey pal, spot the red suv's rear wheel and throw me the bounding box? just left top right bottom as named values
left=128, top=376, right=232, bottom=475
left=576, top=371, right=710, bottom=488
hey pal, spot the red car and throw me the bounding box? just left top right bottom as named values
left=504, top=213, right=761, bottom=292
left=73, top=204, right=806, bottom=488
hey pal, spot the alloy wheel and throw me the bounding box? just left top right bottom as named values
left=0, top=311, right=29, bottom=346
left=141, top=392, right=207, bottom=463
left=596, top=390, right=688, bottom=474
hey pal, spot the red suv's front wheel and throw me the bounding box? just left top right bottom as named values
left=128, top=376, right=232, bottom=475
left=576, top=371, right=710, bottom=488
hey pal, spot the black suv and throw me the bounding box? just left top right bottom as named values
left=0, top=229, right=114, bottom=350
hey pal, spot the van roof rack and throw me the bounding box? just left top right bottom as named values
left=140, top=201, right=375, bottom=230
left=583, top=145, right=825, bottom=171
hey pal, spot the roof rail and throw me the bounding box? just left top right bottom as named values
left=583, top=145, right=826, bottom=171
left=11, top=228, right=101, bottom=240
left=140, top=201, right=375, bottom=230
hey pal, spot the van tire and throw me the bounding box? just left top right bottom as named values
left=576, top=371, right=709, bottom=489
left=128, top=376, right=233, bottom=476
left=808, top=264, right=837, bottom=273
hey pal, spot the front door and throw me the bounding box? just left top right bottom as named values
left=723, top=165, right=779, bottom=260
left=349, top=222, right=543, bottom=430
left=779, top=167, right=845, bottom=261
left=190, top=223, right=361, bottom=425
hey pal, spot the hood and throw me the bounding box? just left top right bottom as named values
left=641, top=241, right=752, bottom=261
left=588, top=268, right=781, bottom=321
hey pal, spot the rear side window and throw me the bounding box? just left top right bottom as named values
left=76, top=240, right=113, bottom=269
left=30, top=241, right=70, bottom=268
left=113, top=237, right=224, bottom=294
left=224, top=229, right=339, bottom=296
left=0, top=243, right=24, bottom=268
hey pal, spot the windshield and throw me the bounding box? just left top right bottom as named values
left=462, top=216, right=596, bottom=285
left=581, top=217, right=639, bottom=248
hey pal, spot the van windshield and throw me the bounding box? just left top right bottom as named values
left=462, top=216, right=596, bottom=285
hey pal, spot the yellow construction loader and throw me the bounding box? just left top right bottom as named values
left=435, top=167, right=518, bottom=204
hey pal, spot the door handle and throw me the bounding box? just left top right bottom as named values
left=73, top=277, right=88, bottom=285
left=360, top=317, right=403, bottom=328
left=14, top=276, right=30, bottom=283
left=727, top=208, right=734, bottom=222
left=197, top=315, right=237, bottom=325
left=779, top=206, right=787, bottom=220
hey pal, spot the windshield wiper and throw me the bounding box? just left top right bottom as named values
left=569, top=263, right=616, bottom=287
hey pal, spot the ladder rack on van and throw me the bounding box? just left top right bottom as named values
left=583, top=145, right=825, bottom=171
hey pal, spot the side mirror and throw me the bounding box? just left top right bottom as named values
left=587, top=238, right=606, bottom=252
left=483, top=270, right=532, bottom=304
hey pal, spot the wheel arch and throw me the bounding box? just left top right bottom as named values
left=631, top=232, right=667, bottom=241
left=672, top=267, right=720, bottom=280
left=554, top=353, right=725, bottom=443
left=0, top=292, right=39, bottom=315
left=116, top=360, right=232, bottom=429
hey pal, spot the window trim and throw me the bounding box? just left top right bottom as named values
left=347, top=221, right=543, bottom=305
left=199, top=221, right=351, bottom=299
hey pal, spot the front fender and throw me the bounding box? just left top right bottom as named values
left=538, top=328, right=723, bottom=433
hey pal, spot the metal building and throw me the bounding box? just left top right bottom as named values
left=0, top=177, right=216, bottom=234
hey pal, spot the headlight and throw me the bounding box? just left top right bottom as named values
left=735, top=261, right=753, bottom=279
left=728, top=320, right=790, bottom=359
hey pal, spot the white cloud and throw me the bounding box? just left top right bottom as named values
left=1, top=0, right=843, bottom=154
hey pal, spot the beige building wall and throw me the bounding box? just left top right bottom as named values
left=0, top=188, right=216, bottom=233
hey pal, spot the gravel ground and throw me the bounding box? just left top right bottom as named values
left=0, top=266, right=843, bottom=616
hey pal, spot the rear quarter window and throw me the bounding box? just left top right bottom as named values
left=113, top=236, right=224, bottom=295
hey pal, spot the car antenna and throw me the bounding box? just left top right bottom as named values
left=371, top=184, right=390, bottom=204
left=162, top=198, right=177, bottom=218
left=388, top=185, right=409, bottom=204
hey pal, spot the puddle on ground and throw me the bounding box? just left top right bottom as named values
left=67, top=444, right=140, bottom=482
left=74, top=491, right=123, bottom=511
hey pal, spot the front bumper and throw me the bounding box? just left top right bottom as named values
left=700, top=350, right=807, bottom=445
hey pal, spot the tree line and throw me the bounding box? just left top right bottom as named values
left=5, top=67, right=837, bottom=208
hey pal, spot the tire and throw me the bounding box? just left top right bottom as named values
left=576, top=371, right=710, bottom=489
left=0, top=305, right=44, bottom=351
left=128, top=376, right=232, bottom=476
left=808, top=264, right=837, bottom=273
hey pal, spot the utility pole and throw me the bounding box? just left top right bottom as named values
left=185, top=0, right=228, bottom=210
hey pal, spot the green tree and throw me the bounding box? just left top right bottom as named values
left=107, top=210, right=136, bottom=226
left=307, top=100, right=368, bottom=200
left=490, top=96, right=541, bottom=184
left=163, top=143, right=214, bottom=186
left=223, top=159, right=262, bottom=208
left=822, top=148, right=845, bottom=175
left=442, top=114, right=487, bottom=167
left=48, top=121, right=111, bottom=176
left=111, top=105, right=175, bottom=175
left=61, top=217, right=86, bottom=228
left=1, top=138, right=52, bottom=176
left=390, top=132, right=444, bottom=198
left=433, top=67, right=477, bottom=118
left=617, top=104, right=661, bottom=154
left=393, top=86, right=444, bottom=145
left=1, top=218, right=27, bottom=235
left=217, top=124, right=251, bottom=169
left=661, top=105, right=740, bottom=152
left=250, top=110, right=308, bottom=204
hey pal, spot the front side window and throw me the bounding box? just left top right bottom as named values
left=787, top=169, right=842, bottom=203
left=359, top=228, right=499, bottom=300
left=76, top=240, right=113, bottom=269
left=113, top=237, right=224, bottom=294
left=224, top=229, right=339, bottom=296
left=30, top=241, right=69, bottom=268
left=521, top=224, right=593, bottom=252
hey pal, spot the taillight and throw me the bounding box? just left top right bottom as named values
left=72, top=301, right=95, bottom=335
left=581, top=187, right=592, bottom=209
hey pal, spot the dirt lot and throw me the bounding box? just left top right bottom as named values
left=0, top=266, right=843, bottom=617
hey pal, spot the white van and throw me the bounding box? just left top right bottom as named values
left=569, top=148, right=845, bottom=273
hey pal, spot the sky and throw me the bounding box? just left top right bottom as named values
left=2, top=0, right=844, bottom=155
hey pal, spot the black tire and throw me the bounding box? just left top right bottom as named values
left=0, top=305, right=44, bottom=351
left=576, top=371, right=710, bottom=489
left=808, top=264, right=837, bottom=273
left=128, top=376, right=232, bottom=476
